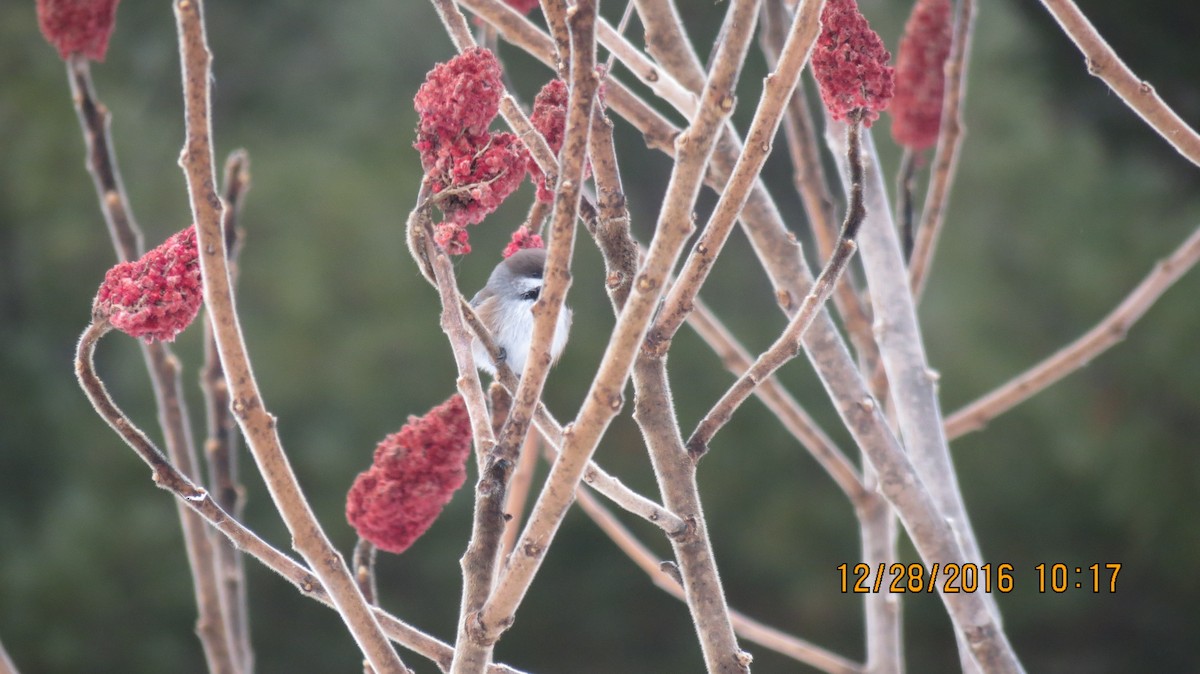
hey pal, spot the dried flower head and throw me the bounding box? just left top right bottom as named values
left=37, top=0, right=121, bottom=62
left=502, top=225, right=544, bottom=258
left=812, top=0, right=895, bottom=127
left=526, top=76, right=605, bottom=203
left=92, top=225, right=203, bottom=343
left=434, top=222, right=472, bottom=256
left=346, top=394, right=473, bottom=554
left=414, top=48, right=527, bottom=254
left=527, top=79, right=570, bottom=203
left=891, top=0, right=953, bottom=150
left=415, top=47, right=504, bottom=139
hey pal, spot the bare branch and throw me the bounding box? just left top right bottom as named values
left=1038, top=0, right=1200, bottom=168
left=66, top=55, right=142, bottom=260
left=203, top=149, right=254, bottom=674
left=172, top=3, right=405, bottom=671
left=65, top=53, right=236, bottom=674
left=946, top=224, right=1200, bottom=439
left=353, top=539, right=381, bottom=674
left=909, top=0, right=976, bottom=299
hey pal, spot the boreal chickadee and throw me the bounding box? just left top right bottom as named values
left=469, top=248, right=571, bottom=376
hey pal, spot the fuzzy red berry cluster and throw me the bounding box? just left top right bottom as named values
left=502, top=225, right=544, bottom=259
left=891, top=0, right=953, bottom=151
left=346, top=394, right=473, bottom=554
left=811, top=0, right=895, bottom=127
left=37, top=0, right=121, bottom=62
left=528, top=79, right=571, bottom=204
left=414, top=48, right=601, bottom=256
left=414, top=48, right=527, bottom=255
left=92, top=225, right=203, bottom=343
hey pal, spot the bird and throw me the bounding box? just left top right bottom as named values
left=469, top=248, right=571, bottom=376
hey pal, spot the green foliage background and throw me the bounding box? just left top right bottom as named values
left=2, top=0, right=1199, bottom=672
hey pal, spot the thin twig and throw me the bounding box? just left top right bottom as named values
left=685, top=299, right=865, bottom=502
left=575, top=473, right=863, bottom=674
left=403, top=195, right=503, bottom=673
left=761, top=9, right=899, bottom=664
left=75, top=321, right=520, bottom=674
left=1037, top=0, right=1200, bottom=168
left=946, top=224, right=1200, bottom=439
left=522, top=198, right=552, bottom=237
left=758, top=0, right=879, bottom=380
left=687, top=115, right=866, bottom=458
left=66, top=55, right=142, bottom=260
left=203, top=149, right=253, bottom=674
left=895, top=148, right=917, bottom=261
left=909, top=0, right=975, bottom=299
left=354, top=539, right=380, bottom=674
left=500, top=430, right=540, bottom=562
left=601, top=0, right=641, bottom=74
left=65, top=53, right=236, bottom=674
left=172, top=3, right=406, bottom=671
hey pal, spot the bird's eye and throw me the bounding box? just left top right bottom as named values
left=520, top=287, right=540, bottom=301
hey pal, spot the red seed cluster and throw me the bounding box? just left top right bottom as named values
left=502, top=225, right=544, bottom=259
left=37, top=0, right=121, bottom=62
left=346, top=394, right=473, bottom=554
left=528, top=79, right=570, bottom=203
left=526, top=75, right=605, bottom=203
left=891, top=0, right=953, bottom=150
left=811, top=0, right=895, bottom=127
left=92, top=225, right=203, bottom=343
left=414, top=48, right=526, bottom=254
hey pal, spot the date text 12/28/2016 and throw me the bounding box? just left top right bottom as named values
left=837, top=562, right=1122, bottom=594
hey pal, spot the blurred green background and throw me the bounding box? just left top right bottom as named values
left=3, top=0, right=1199, bottom=672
